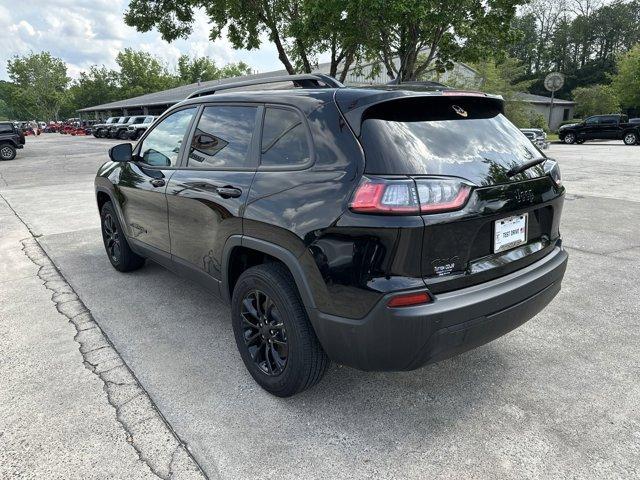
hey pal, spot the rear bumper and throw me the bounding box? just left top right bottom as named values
left=312, top=247, right=568, bottom=371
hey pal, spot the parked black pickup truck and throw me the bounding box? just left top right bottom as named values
left=558, top=114, right=639, bottom=145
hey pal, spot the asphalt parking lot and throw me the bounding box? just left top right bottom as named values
left=1, top=134, right=639, bottom=479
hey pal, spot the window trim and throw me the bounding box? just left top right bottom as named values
left=133, top=105, right=200, bottom=170
left=179, top=102, right=263, bottom=172
left=258, top=104, right=315, bottom=171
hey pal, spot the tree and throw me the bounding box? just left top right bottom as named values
left=69, top=66, right=120, bottom=110
left=176, top=55, right=251, bottom=84
left=508, top=14, right=539, bottom=75
left=611, top=44, right=640, bottom=110
left=361, top=0, right=524, bottom=81
left=125, top=0, right=360, bottom=80
left=116, top=48, right=175, bottom=98
left=572, top=84, right=620, bottom=117
left=469, top=57, right=541, bottom=128
left=6, top=52, right=70, bottom=120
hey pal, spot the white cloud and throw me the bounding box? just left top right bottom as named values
left=0, top=1, right=283, bottom=80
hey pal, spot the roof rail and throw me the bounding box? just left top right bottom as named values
left=186, top=74, right=344, bottom=100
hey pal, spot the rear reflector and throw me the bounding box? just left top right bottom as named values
left=387, top=291, right=432, bottom=308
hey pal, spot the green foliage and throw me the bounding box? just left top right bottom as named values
left=116, top=48, right=175, bottom=98
left=1, top=50, right=255, bottom=121
left=125, top=0, right=364, bottom=80
left=360, top=0, right=524, bottom=81
left=572, top=84, right=620, bottom=117
left=177, top=55, right=252, bottom=84
left=68, top=66, right=121, bottom=110
left=611, top=44, right=640, bottom=110
left=7, top=52, right=70, bottom=120
left=509, top=0, right=640, bottom=100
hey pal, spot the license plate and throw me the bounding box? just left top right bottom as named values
left=494, top=213, right=528, bottom=253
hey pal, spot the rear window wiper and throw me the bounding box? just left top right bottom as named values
left=507, top=158, right=546, bottom=177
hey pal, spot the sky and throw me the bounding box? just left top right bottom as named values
left=0, top=0, right=291, bottom=81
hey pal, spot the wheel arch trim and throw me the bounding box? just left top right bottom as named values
left=221, top=235, right=318, bottom=316
left=95, top=185, right=131, bottom=238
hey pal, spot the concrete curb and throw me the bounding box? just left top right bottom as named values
left=21, top=238, right=209, bottom=480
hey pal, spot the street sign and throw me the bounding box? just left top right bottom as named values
left=543, top=72, right=565, bottom=130
left=544, top=72, right=564, bottom=92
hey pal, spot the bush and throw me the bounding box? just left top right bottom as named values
left=573, top=85, right=620, bottom=118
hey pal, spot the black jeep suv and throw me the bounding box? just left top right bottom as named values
left=0, top=122, right=26, bottom=160
left=558, top=114, right=639, bottom=145
left=95, top=74, right=568, bottom=397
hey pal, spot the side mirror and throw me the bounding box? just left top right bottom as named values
left=109, top=143, right=132, bottom=162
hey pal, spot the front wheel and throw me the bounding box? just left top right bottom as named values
left=0, top=143, right=16, bottom=160
left=563, top=133, right=576, bottom=144
left=118, top=129, right=129, bottom=140
left=623, top=132, right=638, bottom=145
left=100, top=202, right=145, bottom=272
left=231, top=263, right=329, bottom=397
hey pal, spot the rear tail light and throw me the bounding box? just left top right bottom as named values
left=387, top=291, right=432, bottom=308
left=349, top=176, right=471, bottom=215
left=544, top=160, right=562, bottom=187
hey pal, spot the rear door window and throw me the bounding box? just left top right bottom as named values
left=260, top=107, right=311, bottom=168
left=187, top=105, right=258, bottom=169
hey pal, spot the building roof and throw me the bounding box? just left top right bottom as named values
left=515, top=92, right=576, bottom=105
left=78, top=69, right=293, bottom=112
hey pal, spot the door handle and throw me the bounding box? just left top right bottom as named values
left=150, top=178, right=166, bottom=188
left=215, top=186, right=242, bottom=198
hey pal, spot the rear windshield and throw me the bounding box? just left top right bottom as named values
left=360, top=97, right=544, bottom=184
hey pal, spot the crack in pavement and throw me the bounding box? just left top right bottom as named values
left=20, top=237, right=210, bottom=480
left=1, top=185, right=210, bottom=479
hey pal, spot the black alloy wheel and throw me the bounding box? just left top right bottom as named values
left=231, top=263, right=329, bottom=397
left=100, top=201, right=145, bottom=272
left=102, top=212, right=121, bottom=263
left=240, top=289, right=289, bottom=376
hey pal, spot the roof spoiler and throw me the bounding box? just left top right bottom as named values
left=185, top=74, right=344, bottom=99
left=336, top=90, right=504, bottom=136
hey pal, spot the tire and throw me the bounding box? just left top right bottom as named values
left=100, top=201, right=145, bottom=272
left=563, top=133, right=576, bottom=144
left=231, top=263, right=329, bottom=397
left=129, top=130, right=140, bottom=141
left=0, top=143, right=16, bottom=160
left=118, top=129, right=129, bottom=140
left=576, top=139, right=585, bottom=144
left=623, top=132, right=638, bottom=145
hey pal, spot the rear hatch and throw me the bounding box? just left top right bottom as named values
left=342, top=92, right=564, bottom=292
